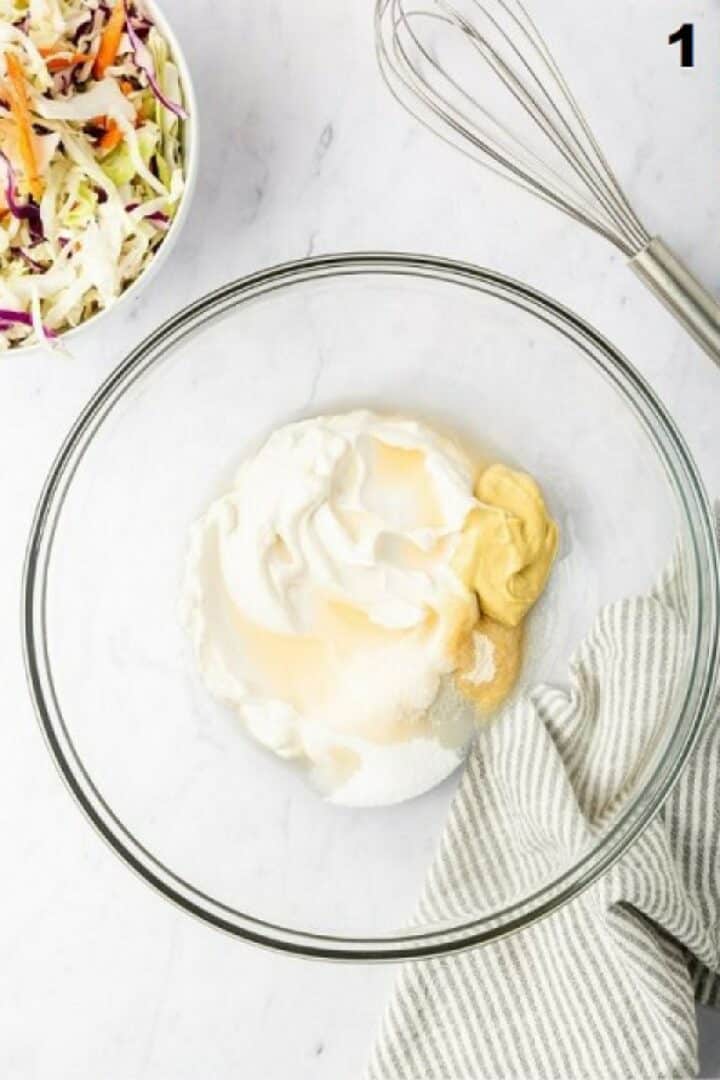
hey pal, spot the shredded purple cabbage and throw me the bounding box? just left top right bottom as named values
left=0, top=150, right=44, bottom=242
left=124, top=3, right=188, bottom=120
left=0, top=308, right=58, bottom=339
left=53, top=68, right=75, bottom=96
left=10, top=247, right=46, bottom=272
left=71, top=15, right=93, bottom=44
left=129, top=10, right=152, bottom=41
left=74, top=8, right=102, bottom=54
left=124, top=202, right=170, bottom=226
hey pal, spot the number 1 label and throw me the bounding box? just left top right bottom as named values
left=669, top=23, right=695, bottom=67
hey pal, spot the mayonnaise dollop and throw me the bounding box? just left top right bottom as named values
left=182, top=410, right=557, bottom=806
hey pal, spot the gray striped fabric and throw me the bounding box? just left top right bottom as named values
left=368, top=522, right=719, bottom=1080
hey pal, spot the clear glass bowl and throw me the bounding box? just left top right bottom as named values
left=23, top=254, right=719, bottom=959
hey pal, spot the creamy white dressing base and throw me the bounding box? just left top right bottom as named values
left=182, top=411, right=496, bottom=806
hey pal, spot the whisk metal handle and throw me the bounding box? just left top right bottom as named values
left=631, top=238, right=720, bottom=366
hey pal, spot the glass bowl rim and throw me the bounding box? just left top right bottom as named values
left=22, top=251, right=720, bottom=961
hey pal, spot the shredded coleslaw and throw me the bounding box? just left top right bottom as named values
left=0, top=0, right=188, bottom=349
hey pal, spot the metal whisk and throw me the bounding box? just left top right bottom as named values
left=375, top=0, right=720, bottom=363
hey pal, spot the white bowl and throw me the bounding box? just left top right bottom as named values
left=10, top=0, right=198, bottom=353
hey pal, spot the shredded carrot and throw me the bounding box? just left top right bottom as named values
left=119, top=79, right=135, bottom=96
left=46, top=52, right=93, bottom=73
left=38, top=44, right=73, bottom=57
left=3, top=52, right=43, bottom=201
left=98, top=118, right=123, bottom=152
left=93, top=0, right=126, bottom=79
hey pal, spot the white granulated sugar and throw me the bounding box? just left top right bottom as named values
left=328, top=678, right=479, bottom=808
left=326, top=738, right=464, bottom=808
left=466, top=630, right=496, bottom=686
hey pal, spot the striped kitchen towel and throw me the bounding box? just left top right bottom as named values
left=367, top=518, right=719, bottom=1080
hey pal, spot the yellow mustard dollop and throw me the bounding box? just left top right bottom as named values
left=453, top=464, right=559, bottom=628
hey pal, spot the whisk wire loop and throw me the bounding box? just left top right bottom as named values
left=376, top=0, right=650, bottom=256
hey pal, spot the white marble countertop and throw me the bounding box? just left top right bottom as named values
left=1, top=1, right=719, bottom=1076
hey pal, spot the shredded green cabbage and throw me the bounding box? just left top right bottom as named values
left=0, top=0, right=188, bottom=349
